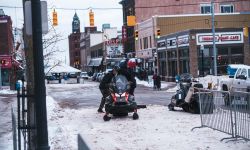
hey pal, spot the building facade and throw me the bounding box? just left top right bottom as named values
left=0, top=10, right=13, bottom=86
left=134, top=0, right=250, bottom=80
left=68, top=13, right=81, bottom=69
left=157, top=28, right=249, bottom=81
left=119, top=0, right=136, bottom=55
left=135, top=0, right=250, bottom=22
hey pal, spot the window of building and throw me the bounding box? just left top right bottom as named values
left=220, top=4, right=234, bottom=13
left=140, top=39, right=142, bottom=50
left=149, top=36, right=152, bottom=48
left=201, top=4, right=212, bottom=14
left=143, top=37, right=148, bottom=49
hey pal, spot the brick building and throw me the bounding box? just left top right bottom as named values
left=133, top=0, right=250, bottom=80
left=135, top=0, right=250, bottom=22
left=0, top=9, right=13, bottom=85
left=119, top=0, right=136, bottom=55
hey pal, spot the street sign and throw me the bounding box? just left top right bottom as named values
left=25, top=1, right=48, bottom=35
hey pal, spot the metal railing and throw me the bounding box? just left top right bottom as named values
left=192, top=88, right=250, bottom=141
left=15, top=79, right=35, bottom=150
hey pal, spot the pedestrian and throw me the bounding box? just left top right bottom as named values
left=152, top=72, right=157, bottom=90
left=156, top=75, right=161, bottom=90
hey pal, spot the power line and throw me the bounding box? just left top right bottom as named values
left=1, top=0, right=248, bottom=10
left=135, top=0, right=249, bottom=9
left=0, top=5, right=122, bottom=10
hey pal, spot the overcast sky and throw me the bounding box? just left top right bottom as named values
left=0, top=0, right=123, bottom=64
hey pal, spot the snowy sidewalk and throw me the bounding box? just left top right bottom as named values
left=47, top=96, right=250, bottom=150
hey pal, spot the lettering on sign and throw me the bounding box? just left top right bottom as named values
left=196, top=32, right=243, bottom=45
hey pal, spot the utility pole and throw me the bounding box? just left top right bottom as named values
left=211, top=0, right=217, bottom=76
left=22, top=0, right=37, bottom=149
left=31, top=0, right=50, bottom=149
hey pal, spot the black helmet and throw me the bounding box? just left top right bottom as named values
left=112, top=65, right=120, bottom=71
left=119, top=59, right=128, bottom=69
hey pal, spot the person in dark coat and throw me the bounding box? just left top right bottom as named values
left=97, top=65, right=136, bottom=113
left=156, top=75, right=161, bottom=90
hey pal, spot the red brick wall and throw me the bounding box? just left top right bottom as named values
left=0, top=16, right=13, bottom=55
left=135, top=0, right=250, bottom=23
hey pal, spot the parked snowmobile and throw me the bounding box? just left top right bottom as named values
left=168, top=73, right=203, bottom=113
left=103, top=74, right=138, bottom=121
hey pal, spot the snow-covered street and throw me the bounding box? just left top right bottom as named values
left=0, top=78, right=250, bottom=150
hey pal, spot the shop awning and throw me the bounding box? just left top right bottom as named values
left=88, top=58, right=103, bottom=67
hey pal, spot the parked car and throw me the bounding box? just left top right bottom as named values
left=68, top=72, right=78, bottom=78
left=220, top=65, right=250, bottom=92
left=80, top=72, right=90, bottom=79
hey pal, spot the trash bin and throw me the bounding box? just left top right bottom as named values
left=15, top=81, right=21, bottom=91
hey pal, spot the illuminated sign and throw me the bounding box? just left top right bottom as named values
left=0, top=55, right=12, bottom=68
left=196, top=32, right=243, bottom=45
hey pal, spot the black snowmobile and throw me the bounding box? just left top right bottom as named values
left=168, top=73, right=203, bottom=114
left=103, top=74, right=139, bottom=121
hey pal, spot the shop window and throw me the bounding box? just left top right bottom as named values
left=179, top=49, right=189, bottom=57
left=218, top=47, right=228, bottom=55
left=168, top=51, right=177, bottom=58
left=143, top=37, right=148, bottom=49
left=149, top=36, right=152, bottom=48
left=140, top=39, right=142, bottom=50
left=201, top=4, right=212, bottom=14
left=220, top=4, right=234, bottom=13
left=231, top=46, right=243, bottom=55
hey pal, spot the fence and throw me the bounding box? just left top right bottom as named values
left=192, top=88, right=250, bottom=141
left=15, top=79, right=33, bottom=150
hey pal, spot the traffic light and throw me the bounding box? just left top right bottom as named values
left=53, top=9, right=58, bottom=26
left=135, top=30, right=138, bottom=40
left=156, top=28, right=160, bottom=39
left=89, top=9, right=94, bottom=27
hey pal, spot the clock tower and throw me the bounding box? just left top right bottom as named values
left=72, top=12, right=80, bottom=33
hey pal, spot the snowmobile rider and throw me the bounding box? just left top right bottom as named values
left=97, top=62, right=136, bottom=113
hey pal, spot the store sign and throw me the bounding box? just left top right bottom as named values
left=106, top=44, right=123, bottom=57
left=122, top=26, right=127, bottom=42
left=177, top=35, right=189, bottom=47
left=167, top=38, right=176, bottom=49
left=157, top=40, right=166, bottom=50
left=105, top=38, right=121, bottom=46
left=166, top=35, right=189, bottom=49
left=196, top=32, right=243, bottom=45
left=0, top=55, right=12, bottom=69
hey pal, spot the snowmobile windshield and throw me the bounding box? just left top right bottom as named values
left=113, top=75, right=129, bottom=94
left=180, top=73, right=193, bottom=83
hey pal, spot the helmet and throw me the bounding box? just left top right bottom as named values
left=127, top=58, right=136, bottom=69
left=112, top=65, right=120, bottom=71
left=119, top=59, right=128, bottom=69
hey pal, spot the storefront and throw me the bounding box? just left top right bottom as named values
left=157, top=28, right=248, bottom=81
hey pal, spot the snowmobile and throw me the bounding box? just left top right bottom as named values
left=168, top=73, right=203, bottom=114
left=103, top=74, right=139, bottom=121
